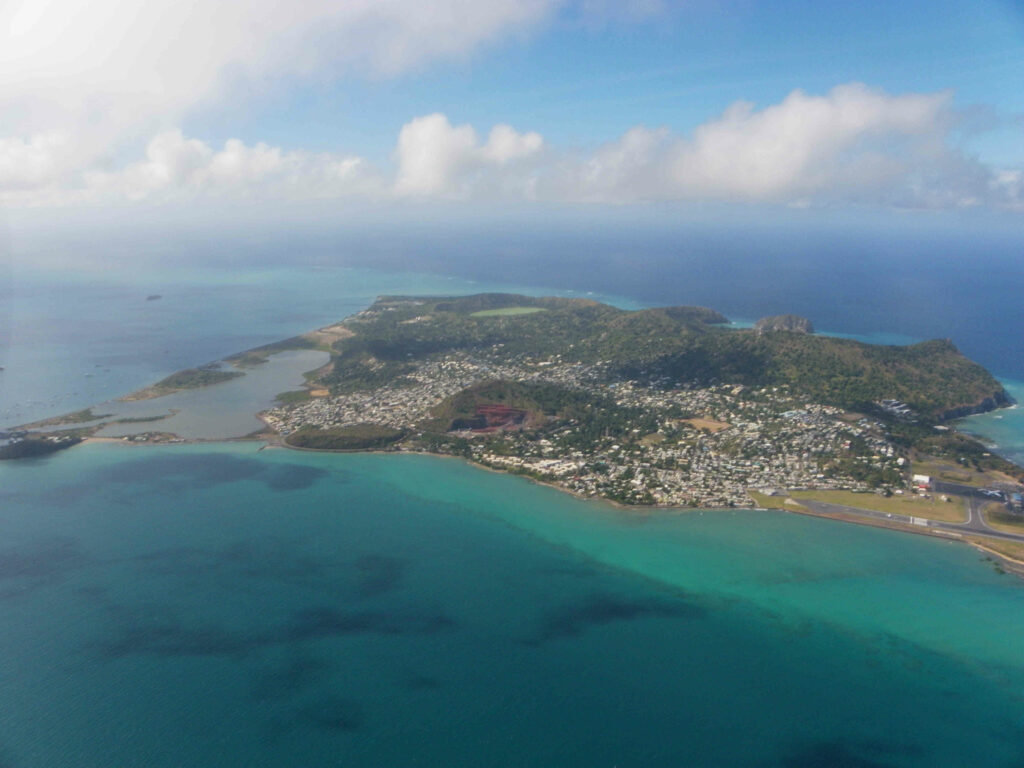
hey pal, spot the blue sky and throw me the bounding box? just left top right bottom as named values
left=1, top=0, right=1022, bottom=220
left=187, top=0, right=1024, bottom=164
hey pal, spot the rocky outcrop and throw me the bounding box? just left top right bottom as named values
left=936, top=389, right=1015, bottom=422
left=661, top=306, right=730, bottom=325
left=754, top=314, right=814, bottom=334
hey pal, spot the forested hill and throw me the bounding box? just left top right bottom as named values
left=326, top=293, right=1008, bottom=420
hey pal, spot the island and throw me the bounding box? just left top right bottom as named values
left=256, top=294, right=1015, bottom=499
left=10, top=292, right=1024, bottom=570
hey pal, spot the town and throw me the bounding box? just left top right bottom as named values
left=263, top=348, right=904, bottom=508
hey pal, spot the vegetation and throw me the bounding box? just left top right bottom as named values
left=275, top=389, right=312, bottom=405
left=225, top=336, right=318, bottom=366
left=789, top=489, right=967, bottom=523
left=911, top=456, right=1021, bottom=486
left=894, top=425, right=1024, bottom=482
left=321, top=357, right=416, bottom=393
left=263, top=292, right=1019, bottom=510
left=153, top=367, right=243, bottom=391
left=114, top=414, right=171, bottom=424
left=820, top=456, right=904, bottom=488
left=424, top=379, right=591, bottom=429
left=0, top=436, right=83, bottom=460
left=286, top=423, right=405, bottom=450
left=470, top=306, right=548, bottom=317
left=982, top=502, right=1024, bottom=533
left=754, top=314, right=814, bottom=334
left=327, top=293, right=1005, bottom=423
left=23, top=408, right=112, bottom=427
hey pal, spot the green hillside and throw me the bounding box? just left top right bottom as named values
left=321, top=293, right=1007, bottom=421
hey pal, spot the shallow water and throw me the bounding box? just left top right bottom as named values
left=3, top=257, right=1024, bottom=767
left=81, top=349, right=330, bottom=440
left=1, top=443, right=1022, bottom=767
left=0, top=265, right=638, bottom=429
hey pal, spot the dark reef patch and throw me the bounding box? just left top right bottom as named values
left=98, top=453, right=263, bottom=487
left=215, top=538, right=332, bottom=586
left=95, top=453, right=327, bottom=493
left=129, top=546, right=209, bottom=575
left=129, top=537, right=335, bottom=588
left=264, top=463, right=329, bottom=491
left=298, top=696, right=364, bottom=732
left=777, top=739, right=921, bottom=768
left=404, top=674, right=442, bottom=691
left=251, top=655, right=329, bottom=701
left=0, top=536, right=90, bottom=589
left=528, top=591, right=706, bottom=644
left=97, top=619, right=253, bottom=659
left=94, top=603, right=455, bottom=660
left=281, top=606, right=455, bottom=642
left=354, top=554, right=407, bottom=598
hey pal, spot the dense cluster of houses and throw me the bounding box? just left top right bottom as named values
left=264, top=350, right=909, bottom=507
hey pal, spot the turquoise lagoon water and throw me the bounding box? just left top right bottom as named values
left=0, top=265, right=638, bottom=429
left=3, top=263, right=1024, bottom=766
left=1, top=443, right=1023, bottom=767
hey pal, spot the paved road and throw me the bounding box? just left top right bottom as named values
left=798, top=495, right=1024, bottom=545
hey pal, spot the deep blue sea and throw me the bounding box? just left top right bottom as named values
left=2, top=238, right=1024, bottom=766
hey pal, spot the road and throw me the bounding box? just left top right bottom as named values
left=797, top=493, right=1024, bottom=545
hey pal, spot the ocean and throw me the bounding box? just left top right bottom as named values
left=0, top=264, right=639, bottom=429
left=1, top=443, right=1022, bottom=767
left=1, top=240, right=1024, bottom=766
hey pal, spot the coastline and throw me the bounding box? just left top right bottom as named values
left=84, top=416, right=1024, bottom=579
left=26, top=300, right=1024, bottom=579
left=81, top=430, right=1024, bottom=580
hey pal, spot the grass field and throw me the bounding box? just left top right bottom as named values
left=470, top=307, right=548, bottom=317
left=789, top=489, right=967, bottom=523
left=640, top=432, right=666, bottom=446
left=911, top=458, right=1013, bottom=487
left=748, top=491, right=808, bottom=511
left=982, top=502, right=1024, bottom=534
left=681, top=417, right=731, bottom=433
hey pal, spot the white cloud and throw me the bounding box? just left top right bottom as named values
left=0, top=0, right=561, bottom=120
left=481, top=125, right=545, bottom=165
left=60, top=131, right=381, bottom=205
left=0, top=132, right=77, bottom=190
left=1, top=86, right=1021, bottom=211
left=0, top=0, right=569, bottom=183
left=4, top=0, right=1012, bottom=213
left=546, top=83, right=1019, bottom=209
left=394, top=114, right=543, bottom=196
left=394, top=114, right=481, bottom=196
left=671, top=84, right=953, bottom=199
